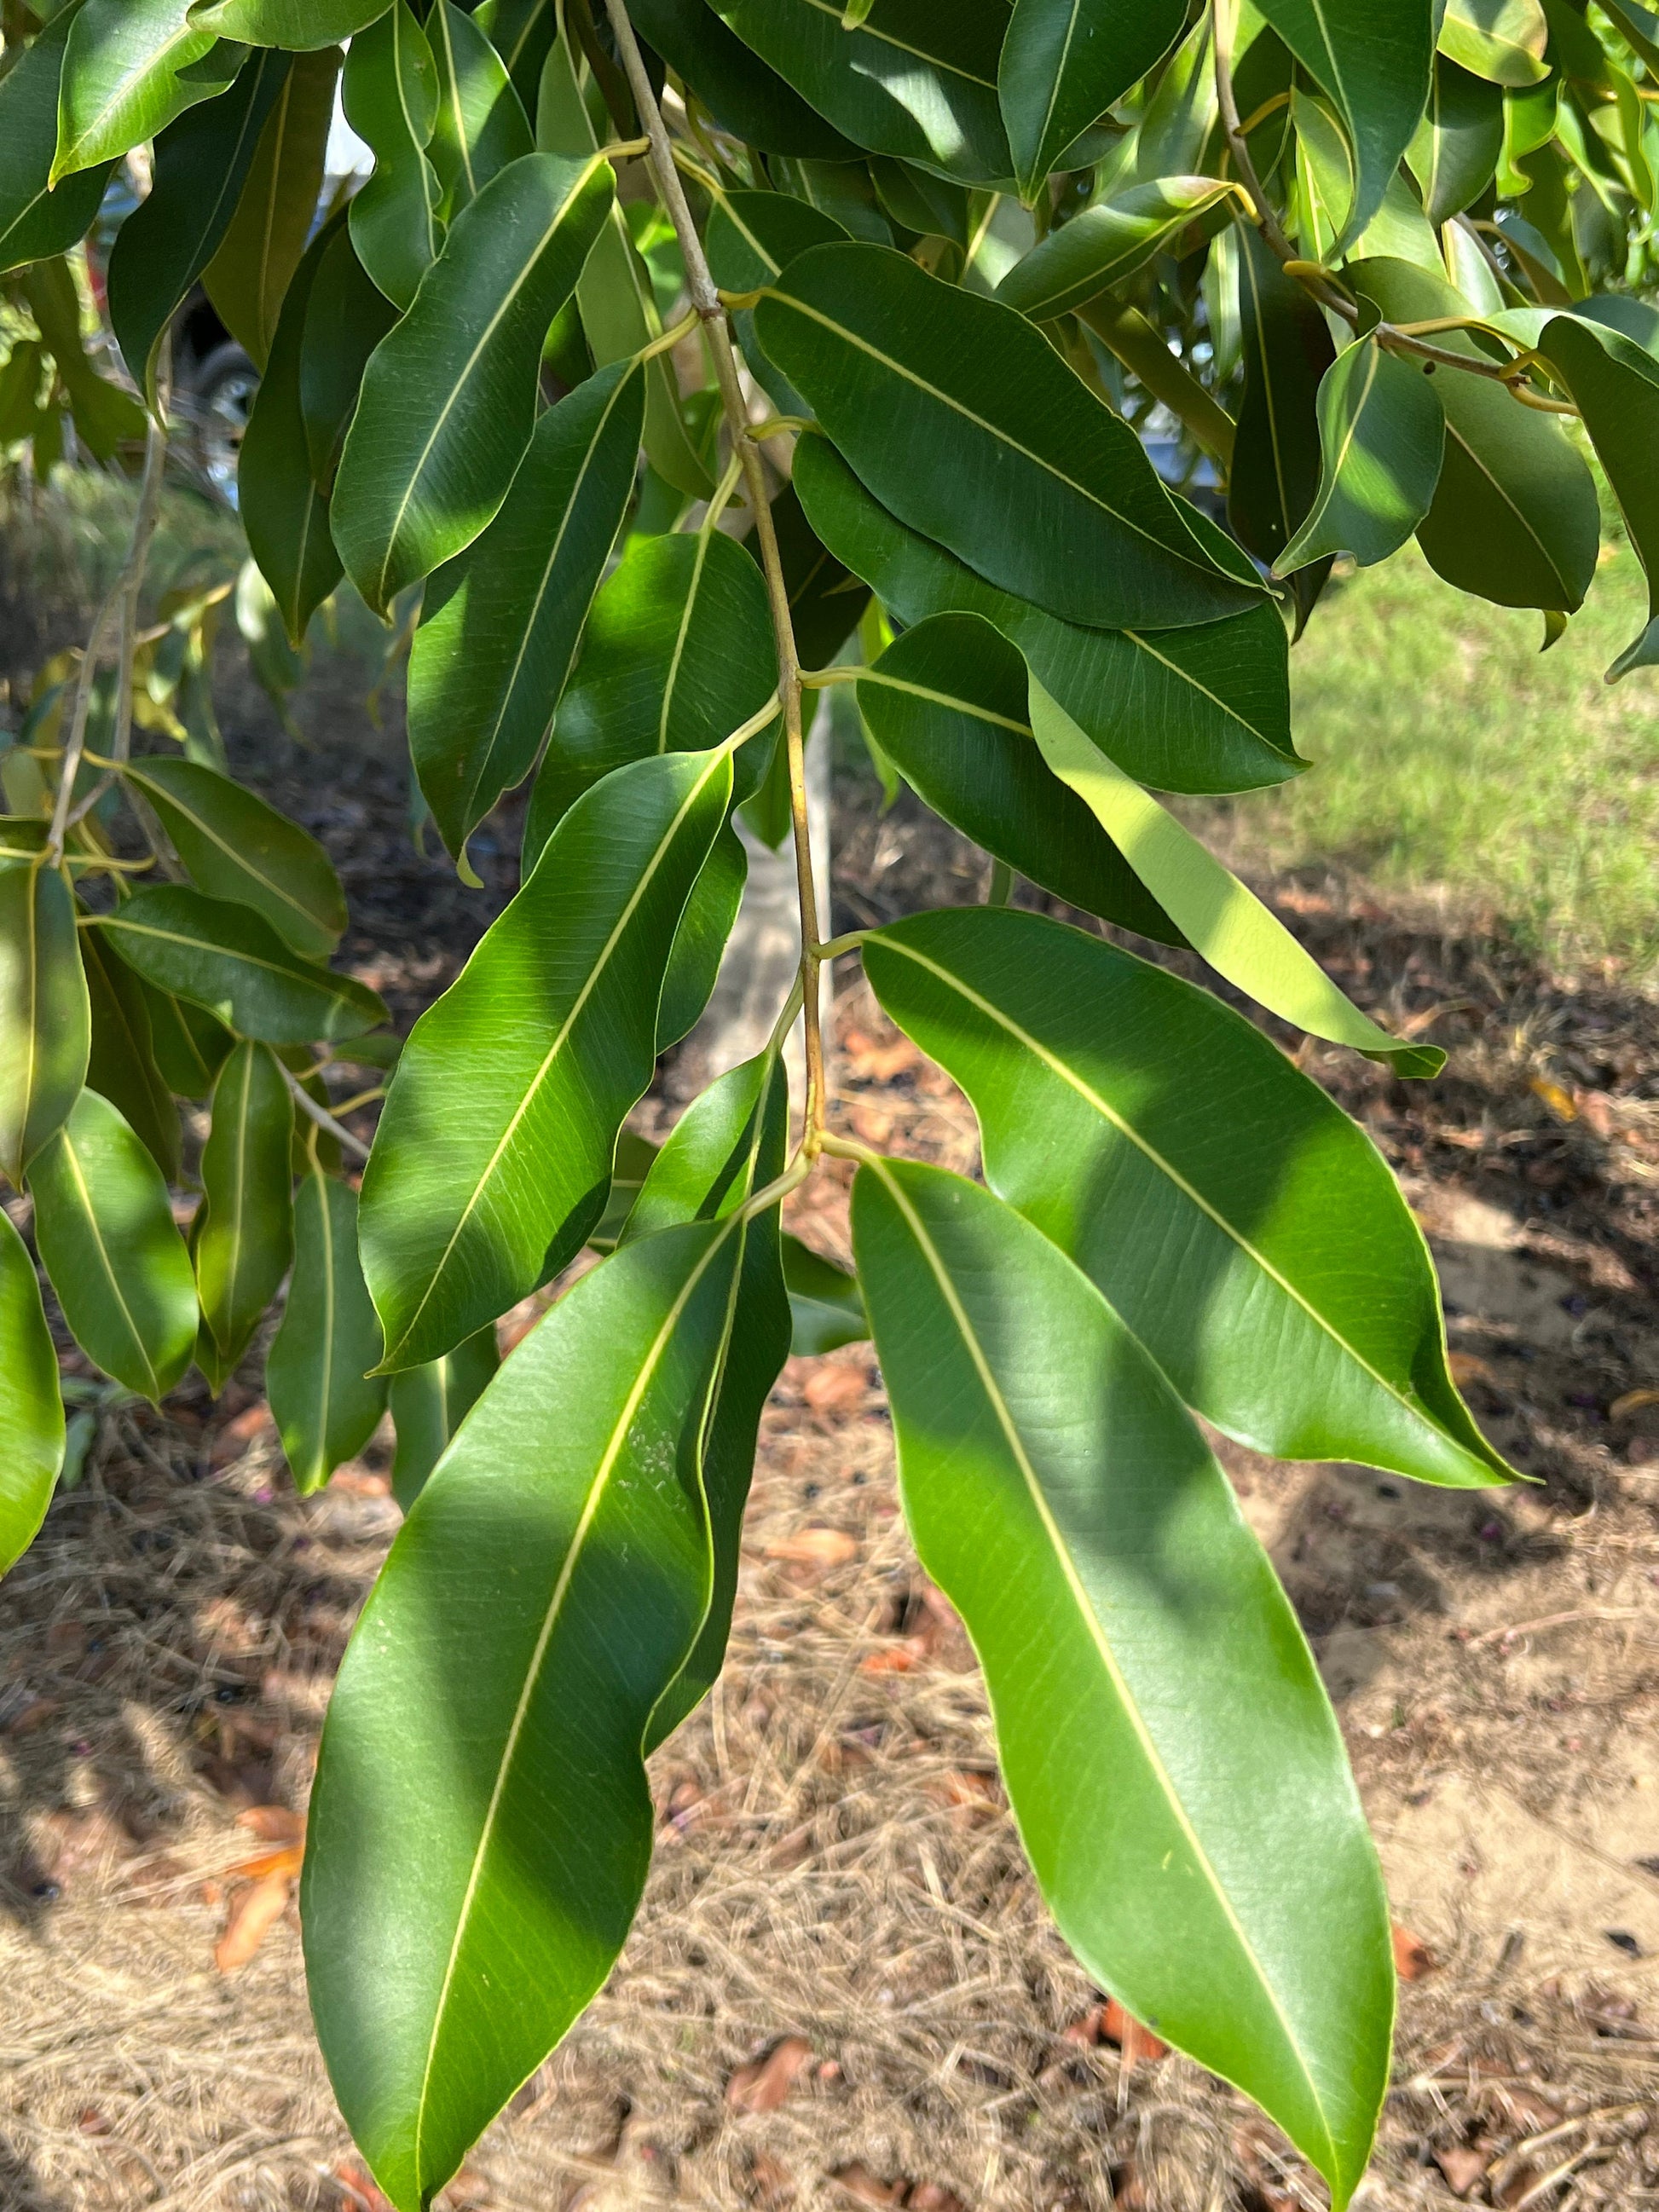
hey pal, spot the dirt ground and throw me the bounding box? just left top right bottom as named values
left=0, top=632, right=1656, bottom=2211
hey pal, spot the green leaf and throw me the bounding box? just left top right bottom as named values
left=763, top=481, right=869, bottom=675
left=426, top=0, right=532, bottom=219
left=1440, top=0, right=1550, bottom=85
left=0, top=9, right=114, bottom=277
left=852, top=1156, right=1393, bottom=2209
left=29, top=1087, right=197, bottom=1404
left=793, top=437, right=1298, bottom=795
left=106, top=48, right=291, bottom=410
left=783, top=1233, right=866, bottom=1355
left=0, top=859, right=90, bottom=1188
left=239, top=217, right=346, bottom=647
left=525, top=527, right=777, bottom=862
left=856, top=613, right=1183, bottom=944
left=863, top=905, right=1509, bottom=1486
left=186, top=0, right=393, bottom=45
left=81, top=921, right=182, bottom=1182
left=995, top=176, right=1235, bottom=320
left=268, top=1165, right=388, bottom=1493
left=387, top=1325, right=498, bottom=1511
left=627, top=0, right=857, bottom=155
left=704, top=183, right=848, bottom=419
left=142, top=977, right=233, bottom=1098
left=587, top=1126, right=660, bottom=1255
left=332, top=148, right=613, bottom=615
left=1135, top=13, right=1217, bottom=179
left=96, top=885, right=386, bottom=1046
left=1228, top=226, right=1336, bottom=621
left=475, top=0, right=556, bottom=110
left=194, top=1040, right=294, bottom=1390
left=343, top=0, right=443, bottom=311
left=711, top=0, right=1014, bottom=184
left=21, top=255, right=149, bottom=461
left=0, top=1206, right=65, bottom=1577
left=202, top=43, right=339, bottom=368
left=756, top=245, right=1261, bottom=631
left=999, top=0, right=1184, bottom=197
left=55, top=0, right=244, bottom=183
left=621, top=1051, right=792, bottom=1747
left=1276, top=335, right=1446, bottom=572
left=408, top=356, right=645, bottom=859
left=304, top=1213, right=743, bottom=2212
left=124, top=757, right=348, bottom=961
left=298, top=217, right=400, bottom=488
left=656, top=822, right=749, bottom=1054
left=360, top=745, right=732, bottom=1372
left=1027, top=679, right=1443, bottom=1076
left=1408, top=54, right=1505, bottom=222
left=1253, top=0, right=1432, bottom=244
left=1290, top=86, right=1355, bottom=263
left=1351, top=256, right=1598, bottom=612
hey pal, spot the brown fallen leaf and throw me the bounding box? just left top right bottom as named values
left=236, top=1804, right=304, bottom=1845
left=437, top=2167, right=491, bottom=2209
left=928, top=1769, right=1000, bottom=1816
left=1610, top=1388, right=1659, bottom=1423
left=228, top=1840, right=304, bottom=1884
left=802, top=1363, right=867, bottom=1418
left=1061, top=2006, right=1104, bottom=2047
left=749, top=2151, right=795, bottom=2208
left=329, top=1467, right=391, bottom=1498
left=332, top=2163, right=396, bottom=2212
left=1100, top=1996, right=1169, bottom=2064
left=766, top=1527, right=858, bottom=1568
left=215, top=1870, right=292, bottom=1971
left=842, top=1029, right=917, bottom=1083
left=1448, top=1350, right=1497, bottom=1387
left=1529, top=1077, right=1577, bottom=1123
left=1392, top=1922, right=1437, bottom=1981
left=859, top=1637, right=929, bottom=1676
left=725, top=2035, right=814, bottom=2113
left=908, top=2186, right=966, bottom=2212
left=209, top=1401, right=274, bottom=1468
left=1433, top=2145, right=1493, bottom=2198
left=1491, top=2087, right=1563, bottom=2135
left=830, top=2164, right=905, bottom=2208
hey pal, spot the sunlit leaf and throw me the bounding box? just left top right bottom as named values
left=996, top=176, right=1234, bottom=320
left=1440, top=0, right=1549, bottom=86
left=1408, top=54, right=1505, bottom=223
left=998, top=0, right=1184, bottom=197
left=54, top=0, right=243, bottom=182
left=0, top=10, right=113, bottom=276
left=203, top=44, right=340, bottom=367
left=1253, top=0, right=1433, bottom=243
left=426, top=0, right=533, bottom=220
left=268, top=1165, right=388, bottom=1493
left=1276, top=336, right=1446, bottom=573
left=343, top=0, right=443, bottom=311
left=187, top=0, right=391, bottom=45
left=0, top=859, right=90, bottom=1188
left=627, top=0, right=858, bottom=156
left=0, top=1207, right=65, bottom=1577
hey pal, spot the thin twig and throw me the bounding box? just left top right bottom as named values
left=281, top=1066, right=373, bottom=1164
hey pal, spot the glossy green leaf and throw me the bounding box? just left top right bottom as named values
left=793, top=436, right=1297, bottom=795
left=239, top=217, right=346, bottom=646
left=186, top=0, right=392, bottom=45
left=0, top=9, right=113, bottom=276
left=626, top=0, right=855, bottom=155
left=304, top=1213, right=743, bottom=2212
left=656, top=822, right=749, bottom=1054
left=268, top=1166, right=388, bottom=1493
left=1254, top=0, right=1432, bottom=243
left=853, top=1156, right=1393, bottom=2208
left=765, top=481, right=868, bottom=677
left=298, top=218, right=400, bottom=488
left=712, top=0, right=1014, bottom=184
left=194, top=1039, right=294, bottom=1389
left=1027, top=680, right=1442, bottom=1076
left=0, top=859, right=90, bottom=1188
left=999, top=0, right=1183, bottom=196
left=202, top=44, right=338, bottom=368
left=21, top=255, right=149, bottom=461
left=857, top=614, right=1182, bottom=944
left=1408, top=54, right=1505, bottom=222
left=1290, top=87, right=1355, bottom=263
left=1277, top=336, right=1446, bottom=573
left=387, top=1325, right=498, bottom=1511
left=96, top=886, right=386, bottom=1046
left=29, top=1087, right=197, bottom=1404
left=54, top=0, right=245, bottom=182
left=475, top=0, right=556, bottom=109
left=704, top=184, right=848, bottom=419
left=332, top=148, right=613, bottom=615
left=0, top=1207, right=65, bottom=1577
left=1228, top=226, right=1336, bottom=620
left=361, top=745, right=732, bottom=1372
left=783, top=1233, right=866, bottom=1355
left=864, top=907, right=1507, bottom=1487
left=81, top=922, right=182, bottom=1182
left=996, top=177, right=1234, bottom=321
left=587, top=1126, right=660, bottom=1256
left=1440, top=0, right=1549, bottom=85
left=343, top=0, right=443, bottom=311
left=1135, top=12, right=1217, bottom=179
left=107, top=48, right=290, bottom=409
left=142, top=978, right=233, bottom=1098
left=408, top=357, right=645, bottom=859
left=1351, top=257, right=1598, bottom=613
left=427, top=0, right=532, bottom=219
left=124, top=757, right=347, bottom=961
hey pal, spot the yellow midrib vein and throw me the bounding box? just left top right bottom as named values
left=62, top=1127, right=159, bottom=1401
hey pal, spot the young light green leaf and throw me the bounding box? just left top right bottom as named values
left=360, top=746, right=732, bottom=1372
left=857, top=613, right=1183, bottom=944
left=332, top=148, right=614, bottom=615
left=194, top=1039, right=294, bottom=1390
left=268, top=1166, right=388, bottom=1493
left=0, top=1207, right=66, bottom=1577
left=754, top=244, right=1260, bottom=632
left=29, top=1088, right=197, bottom=1404
left=387, top=1325, right=498, bottom=1511
left=1027, top=680, right=1443, bottom=1077
left=298, top=219, right=399, bottom=489
left=626, top=0, right=858, bottom=156
left=186, top=0, right=393, bottom=45
left=1276, top=336, right=1446, bottom=573
left=55, top=0, right=244, bottom=182
left=783, top=1233, right=866, bottom=1356
left=793, top=436, right=1298, bottom=795
left=862, top=908, right=1509, bottom=1486
left=96, top=886, right=386, bottom=1046
left=998, top=0, right=1184, bottom=197
left=0, top=859, right=91, bottom=1188
left=1408, top=55, right=1505, bottom=223
left=0, top=10, right=114, bottom=276
left=203, top=44, right=339, bottom=367
left=1253, top=0, right=1433, bottom=244
left=1440, top=0, right=1549, bottom=85
left=426, top=0, right=532, bottom=219
left=304, top=1215, right=743, bottom=2212
left=996, top=176, right=1235, bottom=321
left=124, top=757, right=348, bottom=961
left=81, top=924, right=182, bottom=1183
left=408, top=357, right=645, bottom=858
left=343, top=0, right=443, bottom=311
left=1228, top=227, right=1336, bottom=626
left=853, top=1157, right=1393, bottom=2209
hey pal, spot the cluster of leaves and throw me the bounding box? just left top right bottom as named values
left=0, top=1, right=1655, bottom=2206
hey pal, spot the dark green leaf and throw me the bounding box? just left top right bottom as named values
left=853, top=1156, right=1393, bottom=2209
left=408, top=357, right=645, bottom=859
left=54, top=0, right=243, bottom=182
left=22, top=255, right=148, bottom=460
left=427, top=0, right=532, bottom=219
left=1254, top=0, right=1432, bottom=242
left=783, top=1233, right=866, bottom=1355
left=999, top=0, right=1184, bottom=196
left=864, top=906, right=1506, bottom=1486
left=1408, top=54, right=1505, bottom=223
left=387, top=1324, right=498, bottom=1510
left=29, top=1087, right=197, bottom=1403
left=587, top=1125, right=660, bottom=1255
left=187, top=0, right=392, bottom=44
left=626, top=0, right=857, bottom=155
left=0, top=1206, right=65, bottom=1577
left=0, top=9, right=113, bottom=276
left=1441, top=0, right=1550, bottom=85
left=343, top=0, right=443, bottom=311
left=203, top=43, right=339, bottom=367
left=763, top=482, right=868, bottom=675
left=1277, top=335, right=1446, bottom=572
left=704, top=183, right=848, bottom=419
left=142, top=976, right=233, bottom=1098
left=656, top=822, right=748, bottom=1054
left=268, top=1165, right=388, bottom=1493
left=1228, top=225, right=1337, bottom=619
left=332, top=148, right=614, bottom=615
left=1135, top=13, right=1217, bottom=179
left=298, top=218, right=400, bottom=488
left=360, top=745, right=732, bottom=1371
left=194, top=1038, right=294, bottom=1389
left=996, top=176, right=1234, bottom=321
left=96, top=886, right=386, bottom=1046
left=81, top=922, right=182, bottom=1181
left=0, top=858, right=90, bottom=1188
left=755, top=245, right=1259, bottom=631
left=475, top=0, right=556, bottom=111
